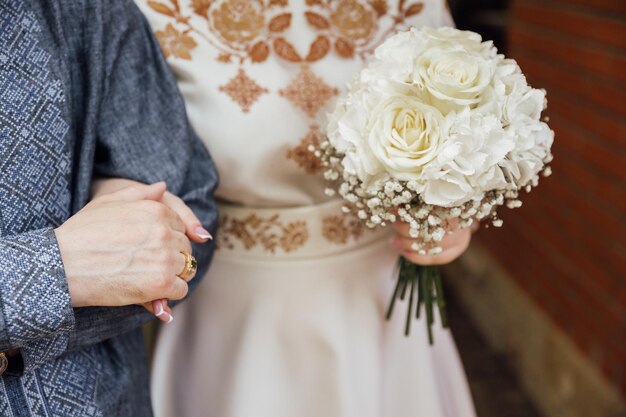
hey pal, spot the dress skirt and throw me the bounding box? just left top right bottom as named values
left=151, top=201, right=476, bottom=417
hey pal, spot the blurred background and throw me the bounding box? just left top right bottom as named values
left=442, top=1, right=626, bottom=416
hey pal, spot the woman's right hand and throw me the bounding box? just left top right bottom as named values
left=54, top=182, right=197, bottom=309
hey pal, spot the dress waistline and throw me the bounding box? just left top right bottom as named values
left=216, top=199, right=391, bottom=261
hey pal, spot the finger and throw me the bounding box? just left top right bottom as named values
left=101, top=182, right=167, bottom=203
left=391, top=221, right=412, bottom=238
left=163, top=302, right=173, bottom=316
left=167, top=279, right=189, bottom=301
left=161, top=192, right=212, bottom=243
left=138, top=200, right=186, bottom=233
left=142, top=302, right=154, bottom=315
left=390, top=228, right=468, bottom=252
left=158, top=203, right=186, bottom=234
left=152, top=299, right=174, bottom=324
left=401, top=242, right=468, bottom=265
left=438, top=227, right=472, bottom=248
left=140, top=301, right=172, bottom=323
left=174, top=251, right=197, bottom=282
left=170, top=229, right=193, bottom=255
left=399, top=244, right=465, bottom=265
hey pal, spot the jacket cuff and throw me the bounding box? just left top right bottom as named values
left=0, top=228, right=75, bottom=370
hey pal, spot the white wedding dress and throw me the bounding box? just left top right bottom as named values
left=136, top=1, right=476, bottom=416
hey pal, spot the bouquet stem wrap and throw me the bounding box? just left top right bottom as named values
left=386, top=259, right=448, bottom=345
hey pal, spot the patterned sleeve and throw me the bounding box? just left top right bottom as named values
left=0, top=228, right=75, bottom=370
left=11, top=0, right=218, bottom=370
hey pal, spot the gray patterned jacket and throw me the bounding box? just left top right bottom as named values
left=0, top=0, right=219, bottom=415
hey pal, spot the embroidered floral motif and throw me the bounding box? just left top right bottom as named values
left=144, top=0, right=427, bottom=176
left=155, top=23, right=198, bottom=60
left=217, top=211, right=365, bottom=253
left=191, top=0, right=212, bottom=17
left=212, top=0, right=265, bottom=44
left=322, top=214, right=365, bottom=244
left=368, top=0, right=388, bottom=16
left=218, top=214, right=309, bottom=253
left=279, top=66, right=338, bottom=118
left=146, top=0, right=422, bottom=65
left=279, top=221, right=309, bottom=252
left=329, top=0, right=377, bottom=41
left=219, top=68, right=269, bottom=112
left=287, top=125, right=325, bottom=173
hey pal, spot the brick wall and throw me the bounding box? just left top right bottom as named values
left=477, top=0, right=626, bottom=396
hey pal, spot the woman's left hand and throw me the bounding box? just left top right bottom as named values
left=91, top=177, right=212, bottom=323
left=390, top=218, right=479, bottom=266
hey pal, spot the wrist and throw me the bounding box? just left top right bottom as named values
left=54, top=226, right=88, bottom=307
left=91, top=178, right=143, bottom=199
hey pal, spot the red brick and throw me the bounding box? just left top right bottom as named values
left=509, top=27, right=626, bottom=83
left=548, top=94, right=626, bottom=151
left=514, top=2, right=626, bottom=49
left=549, top=0, right=626, bottom=15
left=551, top=146, right=626, bottom=213
left=513, top=53, right=626, bottom=117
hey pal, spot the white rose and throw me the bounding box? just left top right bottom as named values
left=421, top=26, right=494, bottom=56
left=366, top=95, right=446, bottom=186
left=413, top=45, right=495, bottom=113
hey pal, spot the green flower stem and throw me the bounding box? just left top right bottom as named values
left=385, top=258, right=449, bottom=345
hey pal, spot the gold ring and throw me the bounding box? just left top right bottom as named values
left=178, top=252, right=197, bottom=281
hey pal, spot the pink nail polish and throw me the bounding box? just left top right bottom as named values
left=194, top=226, right=213, bottom=240
left=152, top=299, right=174, bottom=323
left=152, top=300, right=165, bottom=316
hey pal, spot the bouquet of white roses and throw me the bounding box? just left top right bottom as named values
left=315, top=27, right=554, bottom=343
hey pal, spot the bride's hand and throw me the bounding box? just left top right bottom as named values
left=92, top=178, right=212, bottom=243
left=390, top=218, right=479, bottom=266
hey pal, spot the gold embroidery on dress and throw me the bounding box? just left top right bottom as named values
left=219, top=68, right=269, bottom=112
left=219, top=214, right=309, bottom=253
left=154, top=23, right=198, bottom=60
left=322, top=213, right=365, bottom=244
left=279, top=66, right=338, bottom=118
left=212, top=0, right=266, bottom=44
left=329, top=0, right=377, bottom=42
left=217, top=211, right=364, bottom=253
left=286, top=125, right=325, bottom=174
left=146, top=0, right=425, bottom=64
left=144, top=0, right=427, bottom=246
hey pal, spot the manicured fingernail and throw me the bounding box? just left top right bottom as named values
left=194, top=226, right=213, bottom=240
left=158, top=311, right=173, bottom=324
left=153, top=300, right=165, bottom=316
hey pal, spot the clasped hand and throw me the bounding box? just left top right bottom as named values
left=54, top=181, right=211, bottom=321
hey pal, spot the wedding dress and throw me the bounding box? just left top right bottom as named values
left=136, top=1, right=476, bottom=416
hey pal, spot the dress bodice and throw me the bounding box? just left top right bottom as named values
left=137, top=0, right=452, bottom=207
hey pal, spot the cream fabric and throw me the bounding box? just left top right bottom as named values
left=152, top=202, right=476, bottom=417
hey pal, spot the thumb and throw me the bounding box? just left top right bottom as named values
left=102, top=181, right=167, bottom=203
